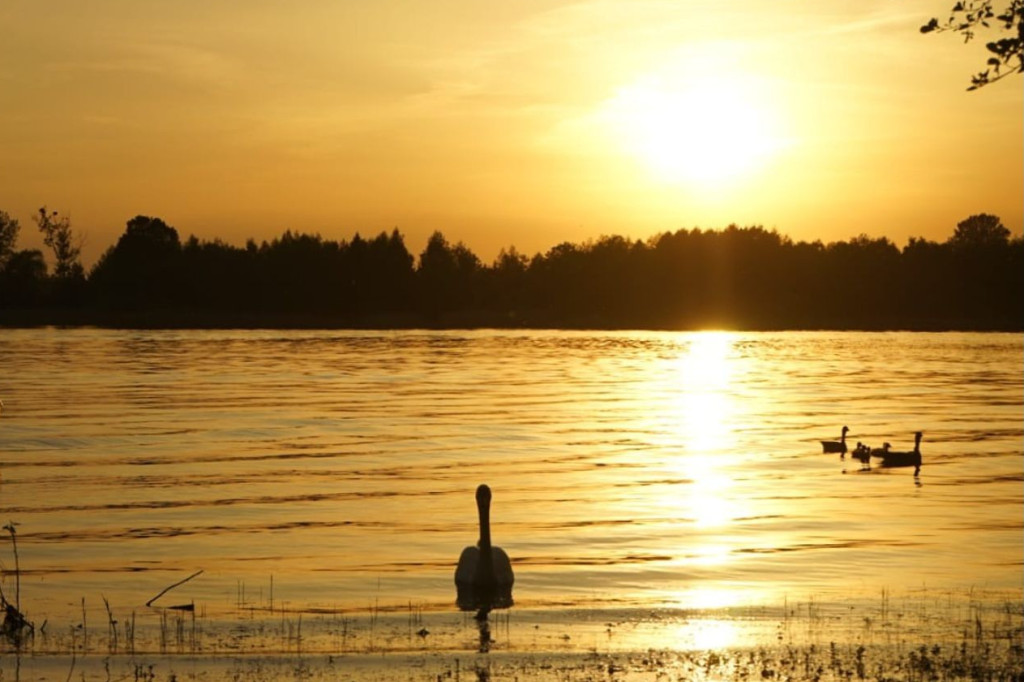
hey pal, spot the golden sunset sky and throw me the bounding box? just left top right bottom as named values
left=1, top=1, right=1021, bottom=268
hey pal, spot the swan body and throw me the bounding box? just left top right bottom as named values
left=455, top=484, right=514, bottom=615
left=820, top=426, right=849, bottom=454
left=876, top=432, right=922, bottom=475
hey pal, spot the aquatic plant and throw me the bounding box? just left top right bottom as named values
left=0, top=522, right=33, bottom=647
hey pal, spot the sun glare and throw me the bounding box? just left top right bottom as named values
left=676, top=331, right=734, bottom=454
left=604, top=60, right=786, bottom=188
left=659, top=331, right=746, bottom=527
left=674, top=588, right=745, bottom=612
left=679, top=331, right=733, bottom=389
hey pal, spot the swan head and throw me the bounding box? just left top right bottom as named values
left=476, top=484, right=492, bottom=506
left=841, top=426, right=849, bottom=434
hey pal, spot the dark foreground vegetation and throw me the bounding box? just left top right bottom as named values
left=2, top=588, right=1022, bottom=682
left=0, top=209, right=1021, bottom=330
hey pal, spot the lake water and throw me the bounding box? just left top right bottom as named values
left=0, top=328, right=1021, bottom=630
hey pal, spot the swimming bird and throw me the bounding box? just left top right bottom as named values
left=869, top=442, right=891, bottom=458
left=455, top=484, right=514, bottom=619
left=850, top=442, right=871, bottom=464
left=820, top=426, right=849, bottom=454
left=876, top=432, right=923, bottom=476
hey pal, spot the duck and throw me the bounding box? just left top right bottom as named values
left=875, top=432, right=922, bottom=476
left=869, top=442, right=891, bottom=458
left=850, top=442, right=871, bottom=464
left=820, top=426, right=849, bottom=454
left=455, top=484, right=514, bottom=619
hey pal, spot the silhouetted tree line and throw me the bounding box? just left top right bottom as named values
left=0, top=209, right=1021, bottom=330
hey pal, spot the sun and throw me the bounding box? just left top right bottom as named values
left=604, top=66, right=787, bottom=188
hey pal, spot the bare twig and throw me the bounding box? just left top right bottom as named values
left=3, top=522, right=20, bottom=611
left=103, top=595, right=117, bottom=653
left=146, top=570, right=203, bottom=607
left=64, top=638, right=76, bottom=682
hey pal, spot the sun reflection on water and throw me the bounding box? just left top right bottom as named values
left=656, top=332, right=754, bottom=608
left=676, top=331, right=735, bottom=456
left=691, top=543, right=732, bottom=567
left=668, top=329, right=744, bottom=497
left=679, top=331, right=734, bottom=388
left=685, top=470, right=739, bottom=530
left=687, top=619, right=741, bottom=650
left=635, top=616, right=745, bottom=652
left=677, top=586, right=745, bottom=610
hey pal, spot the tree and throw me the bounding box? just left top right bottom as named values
left=33, top=206, right=83, bottom=279
left=0, top=249, right=47, bottom=307
left=89, top=216, right=183, bottom=308
left=417, top=231, right=481, bottom=315
left=120, top=215, right=181, bottom=253
left=489, top=246, right=531, bottom=316
left=949, top=213, right=1011, bottom=248
left=254, top=231, right=345, bottom=314
left=0, top=210, right=20, bottom=270
left=921, top=1, right=1024, bottom=89
left=362, top=229, right=415, bottom=313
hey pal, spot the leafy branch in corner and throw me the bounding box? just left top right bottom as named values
left=921, top=0, right=1024, bottom=89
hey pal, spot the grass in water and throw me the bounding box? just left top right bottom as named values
left=0, top=584, right=1019, bottom=681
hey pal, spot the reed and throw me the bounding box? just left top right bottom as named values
left=102, top=596, right=117, bottom=653
left=1, top=570, right=1019, bottom=681
left=0, top=522, right=33, bottom=646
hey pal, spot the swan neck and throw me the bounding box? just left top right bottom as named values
left=477, top=497, right=492, bottom=550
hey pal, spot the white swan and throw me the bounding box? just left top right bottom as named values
left=454, top=484, right=514, bottom=618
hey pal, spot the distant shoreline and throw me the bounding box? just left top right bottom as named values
left=4, top=222, right=1022, bottom=334
left=2, top=308, right=1021, bottom=332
